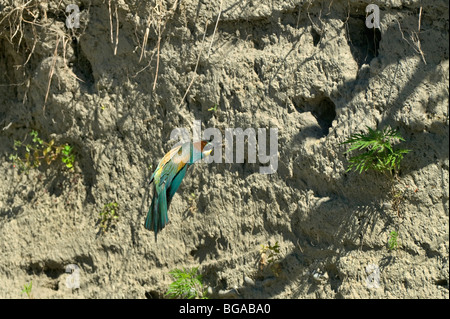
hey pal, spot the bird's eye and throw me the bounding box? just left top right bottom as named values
left=203, top=143, right=214, bottom=152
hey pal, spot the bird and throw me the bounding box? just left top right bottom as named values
left=145, top=140, right=213, bottom=240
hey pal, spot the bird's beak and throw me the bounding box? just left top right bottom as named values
left=203, top=148, right=213, bottom=157
left=202, top=143, right=214, bottom=157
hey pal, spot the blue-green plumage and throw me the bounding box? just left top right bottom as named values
left=144, top=141, right=212, bottom=241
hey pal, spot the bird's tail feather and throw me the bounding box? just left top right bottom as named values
left=144, top=188, right=169, bottom=241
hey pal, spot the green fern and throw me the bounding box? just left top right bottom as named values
left=342, top=126, right=410, bottom=175
left=21, top=281, right=33, bottom=298
left=166, top=267, right=207, bottom=299
left=388, top=230, right=399, bottom=250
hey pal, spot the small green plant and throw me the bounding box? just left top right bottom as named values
left=259, top=241, right=281, bottom=276
left=208, top=104, right=218, bottom=112
left=98, top=202, right=119, bottom=234
left=388, top=230, right=399, bottom=250
left=21, top=281, right=33, bottom=298
left=260, top=241, right=280, bottom=265
left=9, top=130, right=75, bottom=173
left=61, top=145, right=75, bottom=169
left=166, top=267, right=207, bottom=299
left=342, top=126, right=410, bottom=175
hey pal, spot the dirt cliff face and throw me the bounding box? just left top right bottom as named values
left=0, top=0, right=448, bottom=298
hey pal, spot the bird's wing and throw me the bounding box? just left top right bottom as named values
left=151, top=143, right=190, bottom=189
left=166, top=164, right=188, bottom=209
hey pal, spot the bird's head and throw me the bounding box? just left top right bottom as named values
left=200, top=140, right=214, bottom=158
left=189, top=140, right=215, bottom=163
